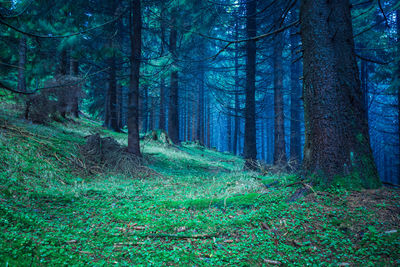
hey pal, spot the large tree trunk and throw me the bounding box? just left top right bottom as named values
left=300, top=0, right=380, bottom=188
left=243, top=0, right=257, bottom=168
left=127, top=0, right=142, bottom=156
left=168, top=15, right=180, bottom=144
left=289, top=20, right=302, bottom=166
left=273, top=18, right=287, bottom=166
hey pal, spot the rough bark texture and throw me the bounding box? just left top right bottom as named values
left=300, top=0, right=380, bottom=188
left=127, top=0, right=142, bottom=156
left=243, top=0, right=257, bottom=168
left=289, top=21, right=302, bottom=166
left=273, top=15, right=287, bottom=166
left=168, top=15, right=180, bottom=144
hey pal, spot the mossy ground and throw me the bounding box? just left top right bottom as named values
left=0, top=101, right=399, bottom=266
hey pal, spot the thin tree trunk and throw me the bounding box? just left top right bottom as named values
left=18, top=36, right=29, bottom=119
left=273, top=10, right=287, bottom=166
left=233, top=15, right=240, bottom=155
left=159, top=79, right=166, bottom=130
left=196, top=68, right=205, bottom=145
left=289, top=19, right=301, bottom=166
left=243, top=0, right=257, bottom=168
left=108, top=54, right=119, bottom=131
left=207, top=100, right=211, bottom=148
left=227, top=111, right=232, bottom=152
left=168, top=15, right=180, bottom=144
left=18, top=37, right=27, bottom=93
left=70, top=54, right=80, bottom=118
left=396, top=9, right=400, bottom=184
left=127, top=0, right=142, bottom=156
left=300, top=0, right=380, bottom=187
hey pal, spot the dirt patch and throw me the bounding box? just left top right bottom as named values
left=303, top=188, right=400, bottom=232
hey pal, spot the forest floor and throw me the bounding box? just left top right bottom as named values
left=0, top=101, right=399, bottom=266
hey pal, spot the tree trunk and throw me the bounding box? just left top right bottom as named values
left=108, top=54, right=119, bottom=131
left=168, top=15, right=180, bottom=144
left=70, top=55, right=80, bottom=118
left=243, top=0, right=257, bottom=168
left=18, top=37, right=27, bottom=93
left=289, top=20, right=301, bottom=166
left=207, top=99, right=211, bottom=148
left=18, top=36, right=30, bottom=120
left=58, top=49, right=68, bottom=118
left=273, top=11, right=287, bottom=166
left=227, top=111, right=232, bottom=152
left=396, top=9, right=400, bottom=184
left=300, top=0, right=380, bottom=188
left=127, top=0, right=142, bottom=156
left=196, top=67, right=205, bottom=145
left=233, top=15, right=240, bottom=155
left=159, top=78, right=166, bottom=130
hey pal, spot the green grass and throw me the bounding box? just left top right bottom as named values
left=0, top=103, right=399, bottom=266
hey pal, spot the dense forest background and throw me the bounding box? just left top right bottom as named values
left=1, top=0, right=399, bottom=184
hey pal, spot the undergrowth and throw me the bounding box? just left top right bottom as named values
left=0, top=103, right=399, bottom=266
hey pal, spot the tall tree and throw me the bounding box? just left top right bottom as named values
left=168, top=14, right=180, bottom=144
left=396, top=8, right=400, bottom=184
left=17, top=36, right=27, bottom=93
left=300, top=0, right=380, bottom=187
left=243, top=0, right=257, bottom=168
left=127, top=0, right=142, bottom=156
left=273, top=9, right=287, bottom=166
left=289, top=13, right=302, bottom=166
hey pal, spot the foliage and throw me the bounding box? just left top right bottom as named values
left=0, top=104, right=399, bottom=265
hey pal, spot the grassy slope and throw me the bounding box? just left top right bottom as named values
left=0, top=103, right=399, bottom=266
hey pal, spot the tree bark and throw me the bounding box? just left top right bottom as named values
left=273, top=10, right=287, bottom=166
left=18, top=37, right=27, bottom=93
left=168, top=15, right=180, bottom=144
left=243, top=0, right=257, bottom=168
left=108, top=53, right=119, bottom=131
left=196, top=67, right=205, bottom=145
left=70, top=54, right=80, bottom=118
left=127, top=0, right=142, bottom=156
left=396, top=9, right=400, bottom=184
left=159, top=78, right=166, bottom=130
left=289, top=19, right=301, bottom=166
left=300, top=0, right=380, bottom=188
left=227, top=110, right=232, bottom=152
left=233, top=14, right=240, bottom=155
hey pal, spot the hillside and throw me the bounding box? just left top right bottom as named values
left=0, top=103, right=399, bottom=266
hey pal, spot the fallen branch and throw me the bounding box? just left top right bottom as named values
left=144, top=233, right=218, bottom=239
